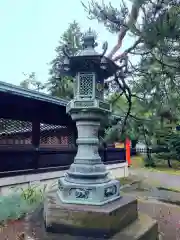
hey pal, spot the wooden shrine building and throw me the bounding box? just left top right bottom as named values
left=0, top=81, right=126, bottom=177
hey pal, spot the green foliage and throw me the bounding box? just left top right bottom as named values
left=20, top=184, right=46, bottom=204
left=104, top=92, right=152, bottom=144
left=168, top=131, right=180, bottom=161
left=143, top=155, right=156, bottom=168
left=151, top=122, right=180, bottom=166
left=20, top=72, right=45, bottom=91
left=47, top=21, right=98, bottom=99
left=155, top=124, right=174, bottom=154
left=83, top=0, right=180, bottom=157
left=47, top=21, right=83, bottom=99
left=104, top=125, right=122, bottom=143
left=0, top=184, right=46, bottom=224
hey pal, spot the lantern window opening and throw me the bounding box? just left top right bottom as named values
left=77, top=72, right=95, bottom=100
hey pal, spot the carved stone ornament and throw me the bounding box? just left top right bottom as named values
left=69, top=188, right=90, bottom=199
left=104, top=185, right=117, bottom=198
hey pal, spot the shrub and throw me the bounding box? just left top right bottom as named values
left=0, top=184, right=46, bottom=224
left=143, top=154, right=156, bottom=167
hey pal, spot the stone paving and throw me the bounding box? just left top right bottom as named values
left=129, top=168, right=180, bottom=190
left=138, top=198, right=180, bottom=240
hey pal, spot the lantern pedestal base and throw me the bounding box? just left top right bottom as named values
left=43, top=187, right=159, bottom=239
left=57, top=176, right=120, bottom=205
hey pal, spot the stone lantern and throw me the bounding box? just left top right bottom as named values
left=44, top=29, right=159, bottom=239
left=57, top=29, right=120, bottom=205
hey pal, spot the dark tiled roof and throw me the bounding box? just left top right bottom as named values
left=0, top=81, right=68, bottom=106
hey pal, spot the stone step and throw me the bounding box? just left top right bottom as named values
left=28, top=203, right=159, bottom=240
left=113, top=213, right=159, bottom=240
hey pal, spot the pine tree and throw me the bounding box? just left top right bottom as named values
left=83, top=0, right=180, bottom=135
left=81, top=1, right=180, bottom=167
left=47, top=21, right=83, bottom=99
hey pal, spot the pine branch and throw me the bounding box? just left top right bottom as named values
left=113, top=37, right=142, bottom=61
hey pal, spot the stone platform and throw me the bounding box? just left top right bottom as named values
left=41, top=186, right=159, bottom=239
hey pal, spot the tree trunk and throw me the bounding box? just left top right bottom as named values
left=167, top=158, right=172, bottom=168
left=143, top=130, right=151, bottom=162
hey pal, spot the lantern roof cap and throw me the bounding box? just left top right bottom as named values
left=61, top=28, right=128, bottom=79
left=76, top=28, right=99, bottom=57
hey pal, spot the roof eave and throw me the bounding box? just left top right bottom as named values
left=0, top=81, right=69, bottom=106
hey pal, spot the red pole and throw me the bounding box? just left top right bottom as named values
left=126, top=138, right=131, bottom=166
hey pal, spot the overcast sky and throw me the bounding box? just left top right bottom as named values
left=0, top=0, right=136, bottom=86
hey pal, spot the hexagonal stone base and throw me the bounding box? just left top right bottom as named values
left=57, top=176, right=120, bottom=205
left=44, top=190, right=138, bottom=238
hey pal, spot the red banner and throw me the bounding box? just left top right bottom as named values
left=126, top=138, right=131, bottom=166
